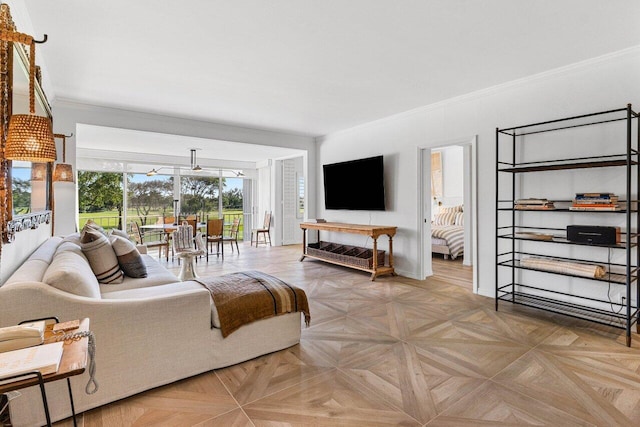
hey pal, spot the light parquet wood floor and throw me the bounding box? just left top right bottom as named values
left=52, top=244, right=640, bottom=426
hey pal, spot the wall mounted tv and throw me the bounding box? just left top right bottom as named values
left=323, top=155, right=385, bottom=210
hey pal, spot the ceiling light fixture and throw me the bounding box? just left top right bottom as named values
left=3, top=31, right=56, bottom=162
left=145, top=167, right=171, bottom=176
left=190, top=148, right=203, bottom=172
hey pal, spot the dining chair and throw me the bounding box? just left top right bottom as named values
left=131, top=221, right=169, bottom=261
left=222, top=217, right=241, bottom=253
left=251, top=211, right=272, bottom=246
left=205, top=216, right=224, bottom=261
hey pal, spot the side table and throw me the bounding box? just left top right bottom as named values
left=0, top=317, right=90, bottom=427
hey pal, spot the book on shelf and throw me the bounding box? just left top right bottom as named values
left=514, top=232, right=554, bottom=241
left=0, top=341, right=64, bottom=379
left=569, top=205, right=622, bottom=211
left=574, top=193, right=619, bottom=203
left=515, top=198, right=555, bottom=210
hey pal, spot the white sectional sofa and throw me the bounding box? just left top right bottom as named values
left=0, top=235, right=303, bottom=426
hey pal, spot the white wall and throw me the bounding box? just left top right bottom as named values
left=51, top=101, right=317, bottom=236
left=439, top=145, right=464, bottom=207
left=316, top=47, right=640, bottom=297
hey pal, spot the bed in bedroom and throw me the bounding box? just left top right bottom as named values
left=431, top=207, right=464, bottom=260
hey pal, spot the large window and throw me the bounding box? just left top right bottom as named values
left=78, top=171, right=124, bottom=230
left=77, top=168, right=246, bottom=238
left=127, top=172, right=174, bottom=225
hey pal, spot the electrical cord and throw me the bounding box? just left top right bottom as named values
left=51, top=330, right=98, bottom=394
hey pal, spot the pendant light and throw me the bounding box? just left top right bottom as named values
left=190, top=148, right=203, bottom=172
left=3, top=31, right=56, bottom=162
left=53, top=133, right=74, bottom=182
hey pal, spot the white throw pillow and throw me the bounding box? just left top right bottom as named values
left=43, top=250, right=101, bottom=298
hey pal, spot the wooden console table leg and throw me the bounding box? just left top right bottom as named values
left=388, top=234, right=397, bottom=276
left=300, top=229, right=307, bottom=261
left=371, top=237, right=379, bottom=281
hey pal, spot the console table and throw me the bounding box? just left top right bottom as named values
left=300, top=222, right=397, bottom=280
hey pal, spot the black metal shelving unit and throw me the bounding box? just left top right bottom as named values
left=496, top=104, right=640, bottom=346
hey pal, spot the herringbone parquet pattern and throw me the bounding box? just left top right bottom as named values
left=53, top=245, right=640, bottom=426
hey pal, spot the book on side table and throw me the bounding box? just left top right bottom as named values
left=0, top=341, right=64, bottom=379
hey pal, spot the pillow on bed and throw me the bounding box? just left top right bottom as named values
left=439, top=205, right=463, bottom=213
left=433, top=212, right=456, bottom=226
left=454, top=212, right=464, bottom=226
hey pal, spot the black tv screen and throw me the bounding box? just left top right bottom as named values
left=323, top=155, right=385, bottom=210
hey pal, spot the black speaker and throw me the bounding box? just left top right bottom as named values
left=567, top=225, right=620, bottom=245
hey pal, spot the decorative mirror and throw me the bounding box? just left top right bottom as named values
left=0, top=4, right=53, bottom=244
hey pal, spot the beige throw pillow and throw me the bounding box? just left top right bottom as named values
left=109, top=235, right=148, bottom=278
left=43, top=249, right=101, bottom=298
left=108, top=228, right=130, bottom=240
left=80, top=227, right=124, bottom=284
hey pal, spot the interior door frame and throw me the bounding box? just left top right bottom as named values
left=417, top=135, right=478, bottom=293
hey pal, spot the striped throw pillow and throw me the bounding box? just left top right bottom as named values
left=439, top=205, right=463, bottom=213
left=454, top=212, right=464, bottom=226
left=80, top=227, right=124, bottom=284
left=433, top=212, right=456, bottom=226
left=109, top=235, right=148, bottom=278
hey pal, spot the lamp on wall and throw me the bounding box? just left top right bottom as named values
left=53, top=133, right=74, bottom=182
left=1, top=31, right=56, bottom=162
left=30, top=162, right=47, bottom=181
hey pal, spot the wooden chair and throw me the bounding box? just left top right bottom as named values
left=130, top=221, right=169, bottom=261
left=251, top=212, right=272, bottom=246
left=222, top=217, right=241, bottom=253
left=205, top=217, right=224, bottom=261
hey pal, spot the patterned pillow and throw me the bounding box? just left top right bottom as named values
left=454, top=212, right=464, bottom=226
left=80, top=227, right=124, bottom=284
left=109, top=235, right=148, bottom=278
left=439, top=205, right=463, bottom=214
left=433, top=212, right=456, bottom=226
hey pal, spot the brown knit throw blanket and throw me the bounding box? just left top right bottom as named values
left=194, top=270, right=311, bottom=338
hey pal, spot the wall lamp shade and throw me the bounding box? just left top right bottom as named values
left=53, top=133, right=74, bottom=182
left=53, top=163, right=73, bottom=182
left=30, top=162, right=47, bottom=181
left=3, top=33, right=56, bottom=162
left=5, top=114, right=56, bottom=162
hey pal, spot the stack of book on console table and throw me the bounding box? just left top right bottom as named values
left=569, top=193, right=621, bottom=211
left=515, top=198, right=555, bottom=210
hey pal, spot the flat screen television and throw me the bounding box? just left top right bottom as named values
left=323, top=155, right=385, bottom=210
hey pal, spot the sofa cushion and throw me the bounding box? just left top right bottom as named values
left=26, top=236, right=63, bottom=264
left=109, top=235, right=148, bottom=278
left=80, top=228, right=124, bottom=284
left=99, top=254, right=179, bottom=294
left=42, top=249, right=101, bottom=298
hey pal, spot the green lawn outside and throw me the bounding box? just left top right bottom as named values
left=79, top=209, right=245, bottom=239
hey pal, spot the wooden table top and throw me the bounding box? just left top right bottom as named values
left=300, top=222, right=397, bottom=237
left=0, top=318, right=90, bottom=393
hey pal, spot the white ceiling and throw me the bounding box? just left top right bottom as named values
left=75, top=123, right=304, bottom=169
left=17, top=0, right=640, bottom=138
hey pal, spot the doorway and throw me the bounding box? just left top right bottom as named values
left=418, top=136, right=478, bottom=293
